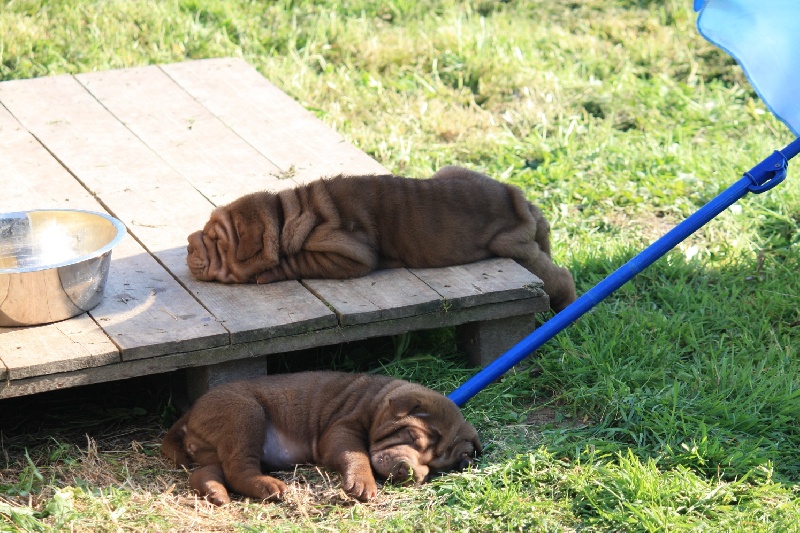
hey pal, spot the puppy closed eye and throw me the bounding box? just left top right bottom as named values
left=406, top=429, right=431, bottom=449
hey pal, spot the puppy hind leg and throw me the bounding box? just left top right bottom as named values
left=162, top=412, right=192, bottom=468
left=520, top=206, right=577, bottom=311
left=518, top=251, right=577, bottom=313
left=490, top=234, right=576, bottom=313
left=527, top=203, right=553, bottom=258
left=190, top=464, right=231, bottom=506
left=217, top=404, right=288, bottom=502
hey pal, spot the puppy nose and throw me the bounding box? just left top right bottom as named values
left=389, top=460, right=414, bottom=483
left=458, top=453, right=474, bottom=470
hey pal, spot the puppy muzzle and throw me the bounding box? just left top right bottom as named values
left=187, top=231, right=212, bottom=280
left=458, top=456, right=473, bottom=470
left=373, top=454, right=429, bottom=484
left=388, top=459, right=415, bottom=484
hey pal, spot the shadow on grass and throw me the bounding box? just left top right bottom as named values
left=529, top=243, right=799, bottom=477
left=0, top=243, right=797, bottom=528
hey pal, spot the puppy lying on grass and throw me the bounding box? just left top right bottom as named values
left=187, top=166, right=576, bottom=312
left=162, top=371, right=481, bottom=505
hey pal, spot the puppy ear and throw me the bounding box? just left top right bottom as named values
left=232, top=212, right=264, bottom=262
left=388, top=396, right=429, bottom=419
left=389, top=396, right=418, bottom=419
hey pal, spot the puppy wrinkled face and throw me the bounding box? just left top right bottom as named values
left=369, top=391, right=481, bottom=485
left=186, top=194, right=282, bottom=284
left=427, top=422, right=481, bottom=475
left=186, top=230, right=210, bottom=280
left=186, top=214, right=236, bottom=282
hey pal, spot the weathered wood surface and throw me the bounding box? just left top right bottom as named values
left=0, top=103, right=205, bottom=380
left=0, top=104, right=118, bottom=384
left=457, top=313, right=540, bottom=367
left=305, top=258, right=544, bottom=327
left=0, top=67, right=336, bottom=356
left=411, top=259, right=547, bottom=309
left=0, top=58, right=550, bottom=399
left=0, top=82, right=231, bottom=365
left=0, top=313, right=119, bottom=382
left=1, top=295, right=547, bottom=399
left=76, top=65, right=291, bottom=205
left=161, top=58, right=388, bottom=183
left=304, top=269, right=443, bottom=327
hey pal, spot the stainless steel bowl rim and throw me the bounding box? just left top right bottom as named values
left=0, top=209, right=127, bottom=274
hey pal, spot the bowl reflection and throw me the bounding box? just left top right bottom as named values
left=0, top=210, right=126, bottom=327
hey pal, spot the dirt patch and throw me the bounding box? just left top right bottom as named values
left=524, top=404, right=593, bottom=429
left=602, top=209, right=682, bottom=244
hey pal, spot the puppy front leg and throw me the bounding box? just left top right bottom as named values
left=318, top=426, right=378, bottom=501
left=255, top=250, right=376, bottom=284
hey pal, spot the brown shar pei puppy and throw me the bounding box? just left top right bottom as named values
left=161, top=371, right=481, bottom=505
left=187, top=165, right=577, bottom=312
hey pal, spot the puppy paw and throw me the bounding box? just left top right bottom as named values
left=189, top=464, right=231, bottom=506
left=342, top=474, right=378, bottom=501
left=249, top=475, right=288, bottom=502
left=205, top=487, right=232, bottom=507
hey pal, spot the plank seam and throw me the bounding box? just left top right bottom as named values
left=406, top=268, right=455, bottom=308
left=5, top=94, right=233, bottom=347
left=76, top=69, right=228, bottom=207
left=299, top=280, right=343, bottom=323
left=157, top=62, right=300, bottom=188
left=0, top=357, right=9, bottom=385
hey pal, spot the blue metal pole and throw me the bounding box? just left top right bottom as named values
left=449, top=137, right=800, bottom=407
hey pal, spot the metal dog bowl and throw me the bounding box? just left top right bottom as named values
left=0, top=210, right=126, bottom=327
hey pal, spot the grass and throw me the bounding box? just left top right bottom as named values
left=2, top=0, right=799, bottom=530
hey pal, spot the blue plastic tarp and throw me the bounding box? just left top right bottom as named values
left=694, top=0, right=800, bottom=136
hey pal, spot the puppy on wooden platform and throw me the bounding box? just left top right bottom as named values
left=162, top=371, right=481, bottom=505
left=187, top=166, right=576, bottom=312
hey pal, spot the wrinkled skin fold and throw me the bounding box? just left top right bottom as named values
left=161, top=371, right=482, bottom=505
left=187, top=166, right=577, bottom=312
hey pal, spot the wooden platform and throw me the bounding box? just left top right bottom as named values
left=0, top=58, right=549, bottom=400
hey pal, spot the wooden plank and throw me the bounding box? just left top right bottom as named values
left=0, top=296, right=543, bottom=399
left=76, top=65, right=294, bottom=206
left=95, top=238, right=230, bottom=359
left=0, top=100, right=230, bottom=365
left=0, top=60, right=552, bottom=399
left=76, top=64, right=338, bottom=344
left=0, top=314, right=119, bottom=380
left=303, top=269, right=443, bottom=326
left=0, top=71, right=336, bottom=353
left=0, top=104, right=120, bottom=380
left=457, top=313, right=542, bottom=367
left=151, top=225, right=338, bottom=346
left=161, top=58, right=389, bottom=184
left=0, top=74, right=213, bottom=250
left=0, top=76, right=227, bottom=361
left=185, top=356, right=268, bottom=401
left=410, top=258, right=546, bottom=310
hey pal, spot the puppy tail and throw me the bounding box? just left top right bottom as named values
left=162, top=412, right=193, bottom=468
